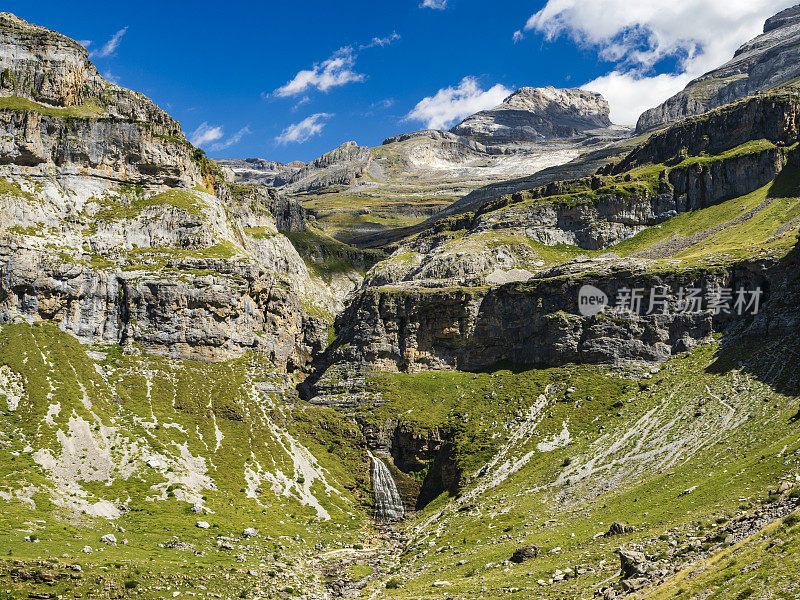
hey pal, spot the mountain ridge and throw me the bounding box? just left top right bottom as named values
left=636, top=4, right=800, bottom=132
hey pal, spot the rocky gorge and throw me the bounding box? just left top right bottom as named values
left=3, top=6, right=800, bottom=600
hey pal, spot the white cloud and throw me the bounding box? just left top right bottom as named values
left=92, top=27, right=128, bottom=58
left=210, top=126, right=252, bottom=151
left=292, top=96, right=311, bottom=111
left=512, top=30, right=524, bottom=43
left=273, top=47, right=364, bottom=97
left=190, top=122, right=224, bottom=147
left=190, top=123, right=252, bottom=150
left=421, top=0, right=447, bottom=9
left=360, top=32, right=401, bottom=50
left=524, top=0, right=797, bottom=124
left=405, top=77, right=512, bottom=130
left=582, top=71, right=693, bottom=126
left=275, top=113, right=332, bottom=145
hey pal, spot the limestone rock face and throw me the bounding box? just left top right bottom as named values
left=625, top=93, right=800, bottom=172
left=0, top=13, right=200, bottom=187
left=307, top=92, right=800, bottom=384
left=450, top=86, right=612, bottom=144
left=363, top=93, right=799, bottom=291
left=214, top=157, right=302, bottom=188
left=636, top=5, right=800, bottom=132
left=0, top=12, right=333, bottom=369
left=0, top=110, right=199, bottom=186
left=218, top=142, right=372, bottom=195
left=318, top=262, right=771, bottom=377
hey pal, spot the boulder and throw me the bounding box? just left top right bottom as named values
left=605, top=522, right=637, bottom=536
left=618, top=547, right=647, bottom=578
left=622, top=577, right=650, bottom=592
left=510, top=545, right=540, bottom=563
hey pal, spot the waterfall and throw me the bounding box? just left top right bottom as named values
left=367, top=450, right=405, bottom=521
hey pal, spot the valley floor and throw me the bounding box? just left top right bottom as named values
left=2, top=327, right=800, bottom=600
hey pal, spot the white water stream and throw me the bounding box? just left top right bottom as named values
left=367, top=450, right=404, bottom=521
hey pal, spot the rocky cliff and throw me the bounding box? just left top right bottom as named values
left=0, top=13, right=334, bottom=367
left=5, top=10, right=800, bottom=600
left=0, top=13, right=201, bottom=186
left=450, top=86, right=614, bottom=145
left=307, top=91, right=800, bottom=385
left=214, top=157, right=304, bottom=188
left=636, top=4, right=800, bottom=132
left=316, top=259, right=775, bottom=378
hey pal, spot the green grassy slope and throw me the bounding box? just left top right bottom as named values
left=354, top=338, right=800, bottom=599
left=0, top=323, right=373, bottom=599
left=379, top=155, right=800, bottom=284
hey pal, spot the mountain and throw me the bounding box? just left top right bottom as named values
left=450, top=86, right=615, bottom=145
left=637, top=4, right=800, bottom=132
left=4, top=8, right=800, bottom=600
left=219, top=87, right=627, bottom=246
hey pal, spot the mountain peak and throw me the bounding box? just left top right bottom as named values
left=637, top=3, right=800, bottom=132
left=763, top=4, right=800, bottom=33
left=449, top=86, right=612, bottom=145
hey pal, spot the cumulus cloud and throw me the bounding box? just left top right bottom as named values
left=189, top=123, right=252, bottom=150
left=273, top=47, right=364, bottom=97
left=272, top=33, right=398, bottom=98
left=275, top=113, right=332, bottom=145
left=512, top=30, right=524, bottom=43
left=421, top=0, right=447, bottom=9
left=190, top=122, right=224, bottom=147
left=405, top=77, right=511, bottom=130
left=92, top=27, right=128, bottom=58
left=582, top=71, right=693, bottom=126
left=524, top=0, right=796, bottom=124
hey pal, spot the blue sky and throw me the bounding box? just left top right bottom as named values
left=7, top=0, right=796, bottom=162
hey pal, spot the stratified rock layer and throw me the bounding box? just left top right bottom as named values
left=0, top=13, right=332, bottom=368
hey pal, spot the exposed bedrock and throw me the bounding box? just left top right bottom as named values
left=636, top=6, right=800, bottom=132
left=361, top=419, right=460, bottom=511
left=619, top=93, right=800, bottom=174
left=0, top=244, right=327, bottom=367
left=474, top=148, right=791, bottom=252
left=318, top=259, right=783, bottom=377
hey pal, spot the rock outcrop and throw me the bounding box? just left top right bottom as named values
left=218, top=89, right=626, bottom=249
left=636, top=5, right=800, bottom=132
left=308, top=91, right=800, bottom=381
left=0, top=12, right=201, bottom=187
left=0, top=13, right=332, bottom=368
left=450, top=86, right=613, bottom=144
left=214, top=157, right=304, bottom=188
left=319, top=260, right=770, bottom=375
left=360, top=93, right=800, bottom=291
